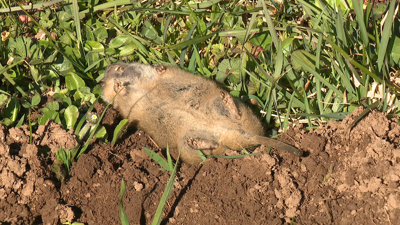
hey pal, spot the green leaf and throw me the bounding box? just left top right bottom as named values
left=92, top=84, right=103, bottom=96
left=84, top=41, right=104, bottom=52
left=74, top=87, right=96, bottom=103
left=53, top=57, right=74, bottom=75
left=46, top=101, right=59, bottom=111
left=142, top=28, right=161, bottom=43
left=65, top=72, right=85, bottom=90
left=22, top=100, right=31, bottom=109
left=58, top=4, right=73, bottom=21
left=216, top=58, right=240, bottom=83
left=0, top=118, right=13, bottom=126
left=31, top=93, right=41, bottom=106
left=39, top=110, right=59, bottom=125
left=93, top=125, right=107, bottom=138
left=85, top=52, right=100, bottom=68
left=391, top=37, right=400, bottom=65
left=118, top=43, right=137, bottom=57
left=372, top=3, right=387, bottom=19
left=30, top=58, right=44, bottom=65
left=105, top=48, right=116, bottom=55
left=142, top=20, right=162, bottom=44
left=281, top=37, right=294, bottom=53
left=249, top=32, right=272, bottom=49
left=3, top=97, right=20, bottom=122
left=111, top=119, right=129, bottom=147
left=109, top=36, right=130, bottom=49
left=65, top=105, right=79, bottom=130
left=0, top=94, right=8, bottom=107
left=93, top=26, right=108, bottom=42
left=16, top=114, right=25, bottom=128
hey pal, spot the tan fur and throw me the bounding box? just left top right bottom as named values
left=102, top=63, right=303, bottom=165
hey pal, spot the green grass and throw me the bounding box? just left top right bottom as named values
left=0, top=0, right=399, bottom=223
left=1, top=0, right=399, bottom=130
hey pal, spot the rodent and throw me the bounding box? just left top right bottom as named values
left=101, top=62, right=303, bottom=165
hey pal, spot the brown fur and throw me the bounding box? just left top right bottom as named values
left=102, top=63, right=303, bottom=165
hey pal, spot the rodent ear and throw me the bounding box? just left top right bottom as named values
left=220, top=91, right=242, bottom=120
left=113, top=81, right=127, bottom=96
left=154, top=65, right=166, bottom=74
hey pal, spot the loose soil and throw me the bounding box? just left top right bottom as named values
left=1, top=106, right=400, bottom=225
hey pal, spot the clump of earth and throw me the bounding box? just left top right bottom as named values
left=1, top=106, right=399, bottom=224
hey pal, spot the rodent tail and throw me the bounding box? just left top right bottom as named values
left=252, top=136, right=303, bottom=157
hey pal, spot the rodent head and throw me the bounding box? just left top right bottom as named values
left=101, top=63, right=169, bottom=115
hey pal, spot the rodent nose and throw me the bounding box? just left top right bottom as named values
left=154, top=65, right=166, bottom=74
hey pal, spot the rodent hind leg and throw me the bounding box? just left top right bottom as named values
left=186, top=137, right=219, bottom=151
left=178, top=131, right=222, bottom=165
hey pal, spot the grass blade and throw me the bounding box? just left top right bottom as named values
left=171, top=32, right=217, bottom=50
left=324, top=38, right=400, bottom=92
left=377, top=0, right=397, bottom=72
left=290, top=51, right=343, bottom=98
left=336, top=8, right=348, bottom=49
left=80, top=0, right=133, bottom=14
left=0, top=0, right=63, bottom=12
left=143, top=147, right=171, bottom=171
left=261, top=1, right=279, bottom=49
left=119, top=179, right=130, bottom=225
left=315, top=31, right=323, bottom=113
left=151, top=152, right=180, bottom=225
left=180, top=21, right=197, bottom=67
left=74, top=97, right=99, bottom=138
left=71, top=0, right=82, bottom=50
left=351, top=0, right=369, bottom=49
left=166, top=145, right=173, bottom=172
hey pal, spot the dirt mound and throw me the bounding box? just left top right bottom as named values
left=1, top=107, right=399, bottom=224
left=0, top=122, right=76, bottom=224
